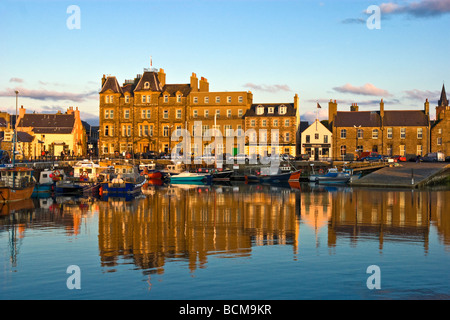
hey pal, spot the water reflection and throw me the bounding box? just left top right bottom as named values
left=1, top=183, right=450, bottom=274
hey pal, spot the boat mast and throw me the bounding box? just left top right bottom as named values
left=13, top=90, right=19, bottom=167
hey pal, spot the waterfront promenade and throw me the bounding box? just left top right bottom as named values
left=350, top=162, right=450, bottom=188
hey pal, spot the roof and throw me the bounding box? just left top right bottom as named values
left=99, top=76, right=123, bottom=94
left=162, top=84, right=191, bottom=97
left=0, top=131, right=34, bottom=143
left=0, top=118, right=7, bottom=127
left=334, top=110, right=429, bottom=127
left=18, top=113, right=75, bottom=134
left=244, top=103, right=296, bottom=117
left=438, top=84, right=448, bottom=107
left=121, top=83, right=135, bottom=96
left=134, top=71, right=163, bottom=92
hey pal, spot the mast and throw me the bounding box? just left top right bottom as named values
left=13, top=90, right=19, bottom=167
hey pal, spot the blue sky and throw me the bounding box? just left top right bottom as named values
left=0, top=0, right=449, bottom=124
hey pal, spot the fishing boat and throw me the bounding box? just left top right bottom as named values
left=100, top=163, right=146, bottom=195
left=0, top=166, right=35, bottom=203
left=139, top=163, right=163, bottom=180
left=161, top=162, right=185, bottom=178
left=260, top=169, right=301, bottom=184
left=197, top=168, right=234, bottom=181
left=32, top=168, right=65, bottom=197
left=55, top=160, right=108, bottom=194
left=169, top=171, right=211, bottom=184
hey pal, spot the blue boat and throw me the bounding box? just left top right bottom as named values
left=32, top=168, right=65, bottom=197
left=100, top=163, right=146, bottom=195
left=311, top=167, right=359, bottom=185
left=169, top=171, right=211, bottom=184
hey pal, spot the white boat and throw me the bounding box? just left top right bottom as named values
left=310, top=167, right=356, bottom=184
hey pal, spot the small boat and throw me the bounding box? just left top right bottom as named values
left=139, top=163, right=163, bottom=180
left=311, top=167, right=355, bottom=184
left=161, top=162, right=184, bottom=178
left=32, top=168, right=66, bottom=197
left=260, top=169, right=301, bottom=184
left=197, top=168, right=234, bottom=181
left=169, top=171, right=211, bottom=184
left=0, top=166, right=35, bottom=203
left=100, top=163, right=146, bottom=195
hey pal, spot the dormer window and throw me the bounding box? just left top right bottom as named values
left=268, top=107, right=274, bottom=114
left=144, top=82, right=150, bottom=89
left=125, top=95, right=129, bottom=103
left=256, top=106, right=264, bottom=115
left=279, top=105, right=287, bottom=115
left=177, top=94, right=182, bottom=103
left=164, top=95, right=169, bottom=103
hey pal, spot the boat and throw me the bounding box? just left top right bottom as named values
left=260, top=169, right=301, bottom=184
left=55, top=160, right=108, bottom=194
left=139, top=163, right=163, bottom=180
left=169, top=171, right=211, bottom=184
left=161, top=162, right=185, bottom=178
left=197, top=168, right=234, bottom=181
left=311, top=167, right=355, bottom=184
left=100, top=163, right=146, bottom=195
left=0, top=166, right=36, bottom=203
left=32, top=168, right=66, bottom=197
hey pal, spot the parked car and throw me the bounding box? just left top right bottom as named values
left=421, top=152, right=445, bottom=162
left=281, top=153, right=295, bottom=161
left=360, top=153, right=383, bottom=162
left=141, top=151, right=157, bottom=159
left=295, top=154, right=310, bottom=161
left=392, top=155, right=406, bottom=162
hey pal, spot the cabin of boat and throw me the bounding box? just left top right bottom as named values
left=72, top=160, right=109, bottom=182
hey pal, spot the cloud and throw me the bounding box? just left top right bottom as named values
left=341, top=17, right=366, bottom=24
left=380, top=0, right=450, bottom=17
left=0, top=87, right=97, bottom=102
left=404, top=89, right=440, bottom=101
left=9, top=78, right=24, bottom=83
left=333, top=83, right=391, bottom=97
left=243, top=83, right=291, bottom=93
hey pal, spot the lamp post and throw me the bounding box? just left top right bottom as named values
left=13, top=90, right=19, bottom=167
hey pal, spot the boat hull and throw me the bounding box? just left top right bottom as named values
left=0, top=184, right=35, bottom=203
left=100, top=181, right=144, bottom=195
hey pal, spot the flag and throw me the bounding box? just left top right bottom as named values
left=317, top=103, right=322, bottom=109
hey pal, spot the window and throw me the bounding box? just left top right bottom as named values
left=357, top=129, right=364, bottom=139
left=147, top=110, right=151, bottom=119
left=163, top=110, right=169, bottom=119
left=147, top=95, right=151, bottom=103
left=324, top=135, right=328, bottom=143
left=224, top=125, right=232, bottom=137
left=110, top=110, right=114, bottom=119
left=193, top=110, right=198, bottom=118
left=417, top=145, right=423, bottom=156
left=193, top=97, right=198, bottom=104
left=268, top=107, right=274, bottom=114
left=279, top=106, right=287, bottom=114
left=273, top=119, right=278, bottom=127
left=437, top=137, right=442, bottom=145
left=202, top=125, right=210, bottom=137
left=340, top=145, right=347, bottom=157
left=163, top=126, right=170, bottom=137
left=238, top=109, right=243, bottom=117
left=144, top=82, right=150, bottom=89
left=105, top=96, right=109, bottom=104
left=438, top=128, right=442, bottom=134
left=105, top=110, right=110, bottom=119
left=250, top=119, right=256, bottom=127
left=400, top=145, right=406, bottom=156
left=177, top=95, right=182, bottom=103
left=124, top=109, right=130, bottom=119
left=238, top=96, right=243, bottom=103
left=340, top=129, right=347, bottom=139
left=372, top=129, right=379, bottom=139
left=387, top=128, right=393, bottom=139
left=204, top=110, right=209, bottom=118
left=262, top=120, right=267, bottom=127
left=306, top=135, right=310, bottom=143
left=164, top=95, right=169, bottom=103
left=227, top=109, right=232, bottom=118
left=125, top=95, right=129, bottom=103
left=257, top=106, right=264, bottom=115
left=215, top=110, right=220, bottom=118
left=204, top=96, right=209, bottom=103
left=271, top=131, right=279, bottom=143
left=149, top=125, right=153, bottom=137
left=122, top=125, right=131, bottom=137
left=284, top=119, right=290, bottom=127
left=417, top=128, right=423, bottom=139
left=110, top=96, right=113, bottom=103
left=315, top=133, right=319, bottom=140
left=400, top=128, right=406, bottom=139
left=260, top=131, right=267, bottom=143
left=139, top=125, right=142, bottom=136
left=176, top=109, right=182, bottom=119
left=142, top=95, right=146, bottom=103
left=227, top=96, right=231, bottom=103
left=285, top=132, right=290, bottom=142
left=215, top=96, right=220, bottom=103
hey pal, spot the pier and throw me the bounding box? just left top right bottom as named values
left=349, top=162, right=450, bottom=188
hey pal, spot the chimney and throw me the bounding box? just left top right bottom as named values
left=350, top=103, right=359, bottom=112
left=190, top=72, right=198, bottom=92
left=328, top=99, right=338, bottom=126
left=424, top=98, right=429, bottom=116
left=101, top=74, right=106, bottom=87
left=380, top=99, right=384, bottom=118
left=199, top=77, right=209, bottom=92
left=158, top=68, right=166, bottom=87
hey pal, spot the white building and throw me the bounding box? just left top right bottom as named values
left=300, top=119, right=332, bottom=161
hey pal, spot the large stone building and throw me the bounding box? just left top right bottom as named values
left=99, top=67, right=300, bottom=158
left=328, top=99, right=431, bottom=160
left=431, top=84, right=450, bottom=155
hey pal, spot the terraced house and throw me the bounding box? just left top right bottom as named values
left=99, top=66, right=300, bottom=157
left=328, top=98, right=431, bottom=160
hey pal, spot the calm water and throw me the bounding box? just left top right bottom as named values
left=1, top=181, right=449, bottom=300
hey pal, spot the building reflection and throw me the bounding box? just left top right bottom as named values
left=97, top=183, right=300, bottom=274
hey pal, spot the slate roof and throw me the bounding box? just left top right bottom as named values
left=162, top=84, right=192, bottom=97
left=0, top=118, right=7, bottom=127
left=134, top=71, right=163, bottom=92
left=438, top=84, right=448, bottom=107
left=334, top=110, right=429, bottom=127
left=0, top=131, right=35, bottom=143
left=18, top=113, right=75, bottom=134
left=99, top=76, right=123, bottom=94
left=244, top=103, right=296, bottom=117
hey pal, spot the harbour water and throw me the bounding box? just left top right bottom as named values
left=1, top=181, right=449, bottom=300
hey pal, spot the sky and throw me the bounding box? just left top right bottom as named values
left=0, top=0, right=449, bottom=125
